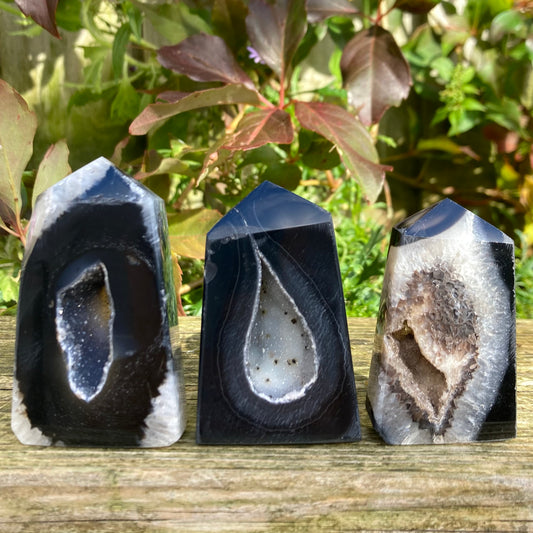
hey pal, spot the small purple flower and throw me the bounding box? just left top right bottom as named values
left=247, top=46, right=265, bottom=65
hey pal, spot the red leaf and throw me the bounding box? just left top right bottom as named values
left=294, top=101, right=389, bottom=202
left=306, top=0, right=359, bottom=23
left=129, top=84, right=261, bottom=135
left=0, top=79, right=37, bottom=227
left=246, top=0, right=307, bottom=82
left=15, top=0, right=60, bottom=38
left=158, top=33, right=255, bottom=90
left=341, top=26, right=412, bottom=126
left=156, top=91, right=189, bottom=103
left=222, top=108, right=294, bottom=151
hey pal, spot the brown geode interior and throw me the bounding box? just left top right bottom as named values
left=383, top=264, right=479, bottom=437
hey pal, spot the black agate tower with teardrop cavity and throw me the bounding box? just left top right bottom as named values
left=197, top=181, right=360, bottom=444
left=12, top=157, right=186, bottom=447
left=367, top=199, right=516, bottom=445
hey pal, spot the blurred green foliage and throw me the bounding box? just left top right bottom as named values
left=0, top=0, right=531, bottom=318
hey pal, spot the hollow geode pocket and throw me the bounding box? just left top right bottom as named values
left=197, top=181, right=360, bottom=444
left=367, top=199, right=516, bottom=445
left=12, top=158, right=185, bottom=447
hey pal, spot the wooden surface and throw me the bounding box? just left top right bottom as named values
left=0, top=316, right=531, bottom=532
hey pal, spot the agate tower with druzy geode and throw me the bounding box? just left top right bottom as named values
left=197, top=181, right=360, bottom=444
left=367, top=199, right=516, bottom=445
left=12, top=158, right=186, bottom=447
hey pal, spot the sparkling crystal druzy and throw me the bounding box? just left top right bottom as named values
left=197, top=181, right=360, bottom=444
left=12, top=158, right=186, bottom=447
left=367, top=199, right=516, bottom=444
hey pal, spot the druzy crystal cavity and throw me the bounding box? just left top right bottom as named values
left=12, top=158, right=186, bottom=447
left=367, top=199, right=516, bottom=444
left=56, top=261, right=115, bottom=402
left=197, top=181, right=360, bottom=444
left=245, top=252, right=318, bottom=403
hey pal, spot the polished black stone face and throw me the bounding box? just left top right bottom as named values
left=12, top=158, right=185, bottom=447
left=197, top=181, right=360, bottom=444
left=367, top=199, right=516, bottom=445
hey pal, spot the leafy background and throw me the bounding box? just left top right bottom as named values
left=0, top=0, right=531, bottom=317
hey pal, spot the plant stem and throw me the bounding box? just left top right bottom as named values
left=179, top=278, right=203, bottom=295
left=279, top=71, right=286, bottom=108
left=258, top=92, right=275, bottom=108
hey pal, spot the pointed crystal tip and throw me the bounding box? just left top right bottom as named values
left=208, top=181, right=331, bottom=240
left=393, top=198, right=513, bottom=245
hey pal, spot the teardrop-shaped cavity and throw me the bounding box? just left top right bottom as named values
left=56, top=261, right=115, bottom=402
left=244, top=253, right=318, bottom=403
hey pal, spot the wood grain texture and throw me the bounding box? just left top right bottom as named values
left=0, top=316, right=531, bottom=532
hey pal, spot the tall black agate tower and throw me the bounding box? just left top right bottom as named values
left=197, top=181, right=360, bottom=444
left=367, top=199, right=516, bottom=444
left=12, top=157, right=186, bottom=447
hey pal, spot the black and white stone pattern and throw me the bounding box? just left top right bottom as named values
left=197, top=181, right=360, bottom=444
left=12, top=157, right=186, bottom=447
left=367, top=199, right=516, bottom=444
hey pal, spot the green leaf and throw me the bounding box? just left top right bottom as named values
left=0, top=79, right=37, bottom=227
left=402, top=25, right=442, bottom=68
left=129, top=84, right=261, bottom=135
left=111, top=79, right=141, bottom=122
left=291, top=25, right=320, bottom=69
left=261, top=162, right=301, bottom=190
left=212, top=0, right=248, bottom=51
left=455, top=65, right=476, bottom=85
left=520, top=64, right=533, bottom=109
left=294, top=101, right=388, bottom=202
left=448, top=109, right=481, bottom=136
left=82, top=45, right=109, bottom=92
left=417, top=136, right=479, bottom=158
left=466, top=0, right=512, bottom=30
left=134, top=149, right=190, bottom=181
left=486, top=98, right=523, bottom=131
left=300, top=130, right=341, bottom=170
left=431, top=106, right=450, bottom=126
left=112, top=23, right=132, bottom=78
left=0, top=235, right=21, bottom=307
left=462, top=97, right=485, bottom=112
left=55, top=0, right=82, bottom=32
left=168, top=208, right=222, bottom=259
left=125, top=2, right=143, bottom=41
left=394, top=0, right=440, bottom=14
left=430, top=56, right=455, bottom=83
left=377, top=135, right=398, bottom=149
left=144, top=174, right=172, bottom=203
left=490, top=9, right=526, bottom=40
left=240, top=145, right=282, bottom=167
left=509, top=41, right=533, bottom=62
left=0, top=266, right=19, bottom=304
left=32, top=140, right=71, bottom=208
left=133, top=1, right=211, bottom=44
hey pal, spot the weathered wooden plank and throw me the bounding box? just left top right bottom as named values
left=0, top=316, right=531, bottom=532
